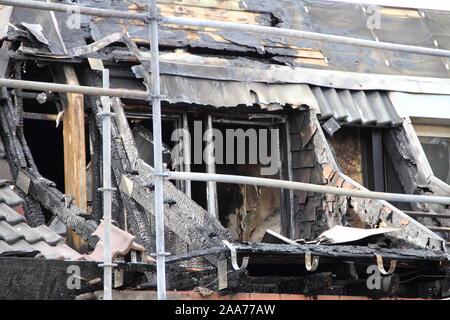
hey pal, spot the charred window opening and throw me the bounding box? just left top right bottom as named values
left=213, top=121, right=282, bottom=242
left=327, top=126, right=410, bottom=210
left=185, top=112, right=286, bottom=242
left=127, top=108, right=287, bottom=242
left=419, top=136, right=450, bottom=185
left=19, top=63, right=64, bottom=193
left=120, top=107, right=288, bottom=242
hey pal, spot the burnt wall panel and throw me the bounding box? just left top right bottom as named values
left=289, top=110, right=327, bottom=240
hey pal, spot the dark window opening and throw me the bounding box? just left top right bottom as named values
left=328, top=126, right=410, bottom=210
left=419, top=136, right=450, bottom=185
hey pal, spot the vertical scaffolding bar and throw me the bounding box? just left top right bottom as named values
left=182, top=112, right=192, bottom=198
left=206, top=115, right=218, bottom=218
left=149, top=0, right=167, bottom=300
left=284, top=121, right=295, bottom=239
left=99, top=69, right=115, bottom=300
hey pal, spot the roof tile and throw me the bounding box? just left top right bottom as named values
left=0, top=182, right=83, bottom=260
left=0, top=181, right=149, bottom=262
left=34, top=225, right=63, bottom=246
left=0, top=183, right=24, bottom=207
left=0, top=220, right=24, bottom=244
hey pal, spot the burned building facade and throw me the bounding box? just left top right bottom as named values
left=0, top=0, right=449, bottom=300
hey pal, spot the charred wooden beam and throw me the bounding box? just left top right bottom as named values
left=383, top=122, right=450, bottom=241
left=87, top=94, right=155, bottom=253
left=0, top=60, right=46, bottom=227
left=14, top=168, right=99, bottom=247
left=233, top=242, right=449, bottom=265
left=0, top=86, right=98, bottom=246
left=0, top=257, right=152, bottom=300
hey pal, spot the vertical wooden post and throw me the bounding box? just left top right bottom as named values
left=57, top=65, right=88, bottom=250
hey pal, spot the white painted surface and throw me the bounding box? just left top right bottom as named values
left=389, top=92, right=450, bottom=120
left=330, top=0, right=450, bottom=11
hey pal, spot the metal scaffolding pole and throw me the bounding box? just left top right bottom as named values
left=149, top=0, right=167, bottom=301
left=168, top=171, right=450, bottom=205
left=0, top=78, right=149, bottom=100
left=182, top=112, right=192, bottom=198
left=0, top=0, right=147, bottom=20
left=205, top=115, right=218, bottom=218
left=3, top=0, right=450, bottom=58
left=98, top=69, right=116, bottom=300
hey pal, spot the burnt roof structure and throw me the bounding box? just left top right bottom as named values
left=0, top=0, right=449, bottom=300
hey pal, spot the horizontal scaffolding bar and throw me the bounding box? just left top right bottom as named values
left=3, top=0, right=450, bottom=58
left=164, top=16, right=450, bottom=59
left=168, top=171, right=450, bottom=205
left=0, top=78, right=149, bottom=100
left=0, top=0, right=147, bottom=21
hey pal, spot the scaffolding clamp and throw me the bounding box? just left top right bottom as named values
left=98, top=187, right=117, bottom=192
left=375, top=254, right=397, bottom=275
left=145, top=13, right=165, bottom=24
left=98, top=263, right=118, bottom=268
left=97, top=111, right=116, bottom=118
left=154, top=171, right=170, bottom=178
left=148, top=93, right=167, bottom=101
left=222, top=240, right=249, bottom=271
left=150, top=251, right=171, bottom=257
left=305, top=251, right=320, bottom=272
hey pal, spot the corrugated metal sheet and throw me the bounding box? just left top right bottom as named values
left=310, top=86, right=402, bottom=127
left=117, top=68, right=402, bottom=126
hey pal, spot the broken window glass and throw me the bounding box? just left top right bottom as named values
left=419, top=136, right=450, bottom=184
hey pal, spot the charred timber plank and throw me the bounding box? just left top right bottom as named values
left=87, top=95, right=155, bottom=253
left=234, top=242, right=448, bottom=264
left=0, top=257, right=152, bottom=300
left=120, top=174, right=228, bottom=258
left=404, top=211, right=450, bottom=219
left=428, top=226, right=450, bottom=233
left=14, top=168, right=98, bottom=247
